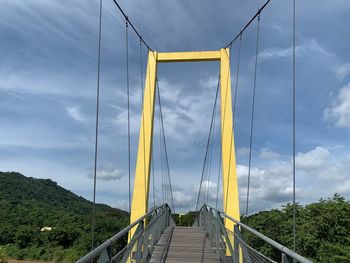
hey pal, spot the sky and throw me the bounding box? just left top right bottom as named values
left=0, top=0, right=349, bottom=214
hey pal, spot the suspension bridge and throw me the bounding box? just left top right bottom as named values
left=75, top=0, right=312, bottom=262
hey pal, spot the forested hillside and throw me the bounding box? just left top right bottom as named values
left=242, top=194, right=350, bottom=262
left=0, top=172, right=129, bottom=262
left=1, top=172, right=349, bottom=262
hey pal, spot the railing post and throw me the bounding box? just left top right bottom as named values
left=135, top=221, right=144, bottom=263
left=217, top=214, right=235, bottom=260
left=214, top=210, right=221, bottom=258
left=166, top=206, right=170, bottom=227
left=97, top=246, right=112, bottom=263
left=282, top=253, right=293, bottom=263
left=234, top=225, right=252, bottom=263
left=234, top=227, right=239, bottom=263
left=197, top=210, right=201, bottom=227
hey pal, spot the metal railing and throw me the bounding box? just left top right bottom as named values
left=75, top=204, right=174, bottom=263
left=195, top=204, right=312, bottom=263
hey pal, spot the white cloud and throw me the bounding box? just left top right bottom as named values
left=166, top=145, right=349, bottom=214
left=337, top=179, right=350, bottom=194
left=114, top=110, right=141, bottom=134
left=88, top=166, right=124, bottom=181
left=259, top=47, right=291, bottom=60
left=66, top=106, right=86, bottom=122
left=160, top=79, right=217, bottom=143
left=236, top=147, right=250, bottom=157
left=324, top=83, right=350, bottom=127
left=335, top=63, right=350, bottom=80
left=200, top=77, right=219, bottom=89
left=259, top=148, right=280, bottom=160
left=258, top=39, right=332, bottom=61
left=172, top=190, right=195, bottom=209
left=295, top=146, right=330, bottom=171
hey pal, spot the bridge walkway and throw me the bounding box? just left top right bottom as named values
left=151, top=226, right=220, bottom=263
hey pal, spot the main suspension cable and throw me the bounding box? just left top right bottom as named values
left=246, top=14, right=261, bottom=217
left=224, top=0, right=270, bottom=48
left=195, top=76, right=220, bottom=211
left=111, top=0, right=270, bottom=54
left=91, top=0, right=103, bottom=250
left=111, top=0, right=153, bottom=51
left=139, top=39, right=144, bottom=99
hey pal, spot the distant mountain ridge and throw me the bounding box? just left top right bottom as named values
left=0, top=171, right=129, bottom=262
left=0, top=171, right=124, bottom=216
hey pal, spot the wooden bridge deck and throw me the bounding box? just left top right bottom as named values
left=151, top=226, right=220, bottom=263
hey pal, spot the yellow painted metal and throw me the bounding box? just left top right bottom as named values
left=129, top=51, right=158, bottom=240
left=129, top=49, right=240, bottom=255
left=220, top=48, right=240, bottom=255
left=157, top=51, right=221, bottom=63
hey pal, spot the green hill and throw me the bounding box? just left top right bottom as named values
left=0, top=171, right=129, bottom=262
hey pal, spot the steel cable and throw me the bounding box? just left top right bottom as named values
left=156, top=80, right=175, bottom=212
left=233, top=34, right=242, bottom=125
left=215, top=151, right=222, bottom=209
left=111, top=0, right=153, bottom=51
left=205, top=101, right=217, bottom=204
left=246, top=14, right=260, bottom=218
left=292, top=0, right=296, bottom=252
left=195, top=76, right=220, bottom=211
left=125, top=19, right=131, bottom=215
left=91, top=0, right=103, bottom=250
left=224, top=0, right=270, bottom=48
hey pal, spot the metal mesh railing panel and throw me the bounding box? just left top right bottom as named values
left=75, top=204, right=173, bottom=263
left=226, top=228, right=277, bottom=263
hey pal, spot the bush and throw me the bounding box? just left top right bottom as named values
left=0, top=248, right=8, bottom=263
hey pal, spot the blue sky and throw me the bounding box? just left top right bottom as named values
left=0, top=0, right=349, bottom=214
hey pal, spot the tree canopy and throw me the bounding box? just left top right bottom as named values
left=242, top=194, right=350, bottom=262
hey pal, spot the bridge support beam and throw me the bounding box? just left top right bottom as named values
left=220, top=48, right=240, bottom=241
left=129, top=49, right=240, bottom=251
left=129, top=51, right=158, bottom=240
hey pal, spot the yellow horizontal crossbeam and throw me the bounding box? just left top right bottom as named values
left=157, top=51, right=221, bottom=63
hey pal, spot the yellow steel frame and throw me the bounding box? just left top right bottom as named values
left=129, top=49, right=240, bottom=245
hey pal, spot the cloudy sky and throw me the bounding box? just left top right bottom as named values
left=0, top=0, right=349, bottom=214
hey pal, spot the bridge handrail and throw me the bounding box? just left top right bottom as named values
left=203, top=204, right=312, bottom=263
left=76, top=204, right=170, bottom=263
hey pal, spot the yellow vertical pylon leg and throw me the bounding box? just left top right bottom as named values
left=129, top=51, right=158, bottom=240
left=220, top=48, right=240, bottom=255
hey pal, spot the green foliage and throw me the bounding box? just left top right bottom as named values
left=173, top=211, right=198, bottom=226
left=241, top=194, right=350, bottom=262
left=0, top=172, right=129, bottom=262
left=0, top=247, right=8, bottom=263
